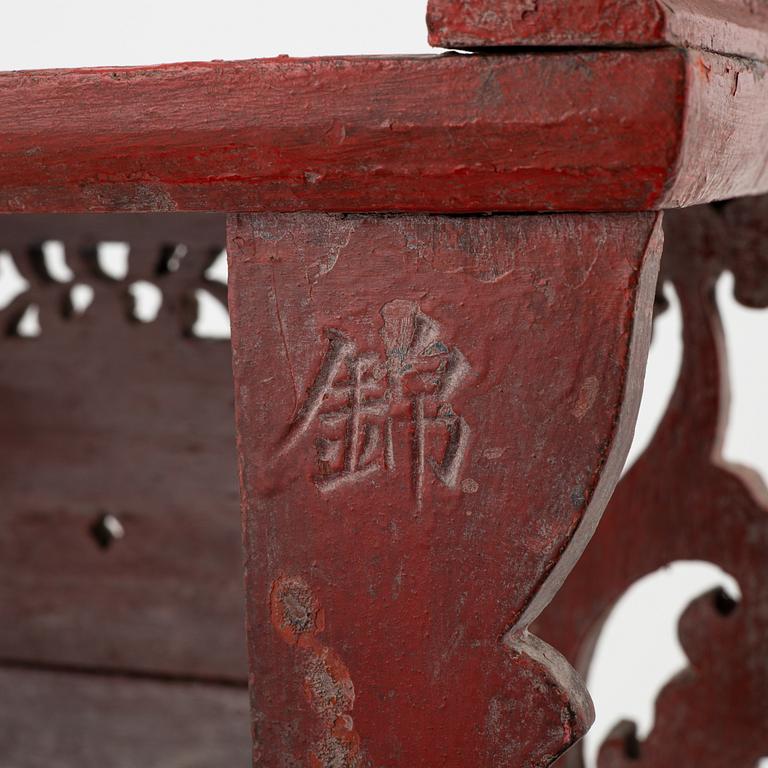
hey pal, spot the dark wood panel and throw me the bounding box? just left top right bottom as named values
left=0, top=214, right=248, bottom=682
left=0, top=49, right=765, bottom=214
left=0, top=666, right=250, bottom=767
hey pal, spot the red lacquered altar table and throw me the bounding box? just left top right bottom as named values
left=1, top=2, right=767, bottom=766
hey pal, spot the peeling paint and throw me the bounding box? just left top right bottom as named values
left=271, top=576, right=364, bottom=767
left=572, top=376, right=599, bottom=420
left=270, top=575, right=323, bottom=645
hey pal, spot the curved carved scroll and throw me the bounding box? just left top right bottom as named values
left=227, top=212, right=662, bottom=767
left=536, top=198, right=768, bottom=766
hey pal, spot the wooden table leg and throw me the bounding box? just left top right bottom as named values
left=227, top=212, right=662, bottom=767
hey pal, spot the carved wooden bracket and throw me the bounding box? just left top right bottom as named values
left=535, top=197, right=768, bottom=766
left=227, top=212, right=662, bottom=766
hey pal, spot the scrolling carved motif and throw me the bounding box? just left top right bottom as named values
left=537, top=198, right=768, bottom=766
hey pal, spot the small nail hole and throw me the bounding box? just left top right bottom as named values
left=91, top=513, right=125, bottom=550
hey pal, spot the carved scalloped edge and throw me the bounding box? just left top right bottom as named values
left=535, top=197, right=768, bottom=766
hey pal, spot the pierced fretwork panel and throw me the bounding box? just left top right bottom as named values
left=0, top=214, right=229, bottom=339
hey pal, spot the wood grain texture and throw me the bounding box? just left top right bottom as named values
left=669, top=50, right=768, bottom=207
left=427, top=0, right=665, bottom=48
left=1, top=50, right=767, bottom=214
left=535, top=198, right=768, bottom=766
left=0, top=666, right=250, bottom=767
left=227, top=211, right=662, bottom=767
left=427, top=0, right=768, bottom=62
left=0, top=214, right=248, bottom=682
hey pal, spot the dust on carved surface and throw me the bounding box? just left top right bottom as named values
left=0, top=214, right=248, bottom=682
left=227, top=212, right=662, bottom=766
left=535, top=197, right=768, bottom=766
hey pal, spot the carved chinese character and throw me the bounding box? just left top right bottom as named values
left=282, top=300, right=471, bottom=504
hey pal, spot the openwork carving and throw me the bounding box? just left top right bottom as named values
left=536, top=199, right=768, bottom=766
left=0, top=214, right=228, bottom=339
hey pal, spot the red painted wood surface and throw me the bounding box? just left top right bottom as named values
left=535, top=198, right=768, bottom=765
left=0, top=214, right=248, bottom=682
left=427, top=0, right=768, bottom=61
left=0, top=667, right=250, bottom=767
left=227, top=211, right=662, bottom=766
left=2, top=50, right=768, bottom=214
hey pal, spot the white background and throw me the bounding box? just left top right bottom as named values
left=2, top=2, right=765, bottom=764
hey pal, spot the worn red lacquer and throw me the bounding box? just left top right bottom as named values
left=427, top=0, right=768, bottom=62
left=3, top=50, right=768, bottom=214
left=227, top=212, right=662, bottom=766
